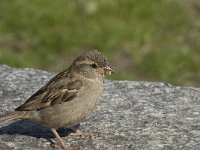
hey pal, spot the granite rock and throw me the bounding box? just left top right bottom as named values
left=0, top=65, right=200, bottom=150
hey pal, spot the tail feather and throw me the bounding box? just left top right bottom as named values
left=0, top=111, right=26, bottom=122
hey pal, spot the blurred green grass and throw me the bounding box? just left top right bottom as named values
left=0, top=0, right=199, bottom=86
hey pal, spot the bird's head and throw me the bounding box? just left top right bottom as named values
left=70, top=50, right=114, bottom=79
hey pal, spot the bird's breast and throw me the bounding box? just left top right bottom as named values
left=37, top=78, right=104, bottom=128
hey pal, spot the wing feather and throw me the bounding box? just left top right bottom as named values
left=15, top=70, right=82, bottom=111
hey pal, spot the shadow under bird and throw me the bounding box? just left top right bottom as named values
left=0, top=50, right=114, bottom=150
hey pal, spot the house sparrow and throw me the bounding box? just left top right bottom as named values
left=0, top=50, right=114, bottom=150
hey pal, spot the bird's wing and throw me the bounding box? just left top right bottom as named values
left=15, top=70, right=82, bottom=111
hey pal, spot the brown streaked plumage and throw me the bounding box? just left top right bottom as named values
left=0, top=50, right=114, bottom=150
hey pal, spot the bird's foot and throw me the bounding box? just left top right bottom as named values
left=64, top=147, right=80, bottom=150
left=50, top=128, right=80, bottom=150
left=51, top=139, right=80, bottom=150
left=69, top=129, right=99, bottom=138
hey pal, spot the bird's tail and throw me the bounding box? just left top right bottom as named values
left=0, top=111, right=27, bottom=122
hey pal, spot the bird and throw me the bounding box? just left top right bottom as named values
left=0, top=50, right=114, bottom=150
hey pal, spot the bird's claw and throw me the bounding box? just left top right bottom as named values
left=69, top=129, right=100, bottom=138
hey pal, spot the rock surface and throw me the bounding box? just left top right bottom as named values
left=0, top=65, right=200, bottom=150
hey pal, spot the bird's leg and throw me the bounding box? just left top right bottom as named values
left=51, top=128, right=74, bottom=150
left=69, top=125, right=99, bottom=138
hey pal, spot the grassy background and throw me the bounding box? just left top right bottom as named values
left=0, top=0, right=200, bottom=86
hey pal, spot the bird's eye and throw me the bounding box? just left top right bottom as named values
left=91, top=63, right=98, bottom=69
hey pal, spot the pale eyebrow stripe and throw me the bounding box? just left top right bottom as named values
left=75, top=59, right=94, bottom=65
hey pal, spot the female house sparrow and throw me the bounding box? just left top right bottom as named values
left=0, top=50, right=114, bottom=150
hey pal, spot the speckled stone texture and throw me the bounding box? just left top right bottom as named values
left=0, top=65, right=200, bottom=150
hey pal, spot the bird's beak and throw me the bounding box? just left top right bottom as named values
left=104, top=66, right=114, bottom=76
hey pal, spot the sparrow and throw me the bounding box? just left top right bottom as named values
left=0, top=50, right=114, bottom=150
